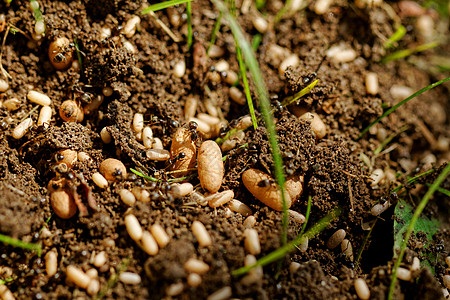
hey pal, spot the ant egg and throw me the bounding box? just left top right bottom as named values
left=48, top=37, right=73, bottom=70
left=50, top=190, right=77, bottom=219
left=198, top=140, right=224, bottom=193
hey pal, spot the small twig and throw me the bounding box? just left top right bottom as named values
left=148, top=11, right=180, bottom=43
left=347, top=179, right=354, bottom=213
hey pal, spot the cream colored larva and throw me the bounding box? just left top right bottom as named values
left=198, top=140, right=224, bottom=193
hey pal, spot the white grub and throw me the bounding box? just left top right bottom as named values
left=102, top=87, right=113, bottom=97
left=411, top=257, right=420, bottom=272
left=244, top=228, right=261, bottom=255
left=66, top=265, right=91, bottom=289
left=119, top=272, right=142, bottom=285
left=443, top=275, right=450, bottom=289
left=77, top=151, right=91, bottom=162
left=279, top=54, right=300, bottom=76
left=150, top=224, right=170, bottom=248
left=45, top=249, right=58, bottom=277
left=12, top=118, right=33, bottom=139
left=184, top=258, right=210, bottom=274
left=229, top=87, right=246, bottom=105
left=142, top=126, right=153, bottom=148
left=141, top=231, right=159, bottom=255
left=170, top=183, right=194, bottom=199
left=314, top=0, right=334, bottom=14
left=252, top=15, right=268, bottom=33
left=206, top=190, right=235, bottom=208
left=416, top=15, right=434, bottom=42
left=288, top=210, right=306, bottom=224
left=100, top=127, right=112, bottom=144
left=189, top=117, right=211, bottom=135
left=93, top=251, right=107, bottom=268
left=365, top=72, right=379, bottom=95
left=123, top=15, right=140, bottom=38
left=341, top=239, right=354, bottom=262
left=208, top=45, right=225, bottom=58
left=119, top=189, right=136, bottom=206
left=123, top=41, right=136, bottom=54
left=354, top=278, right=370, bottom=300
left=223, top=70, right=239, bottom=85
left=92, top=172, right=108, bottom=189
left=174, top=60, right=186, bottom=78
left=326, top=44, right=357, bottom=63
left=326, top=229, right=346, bottom=249
left=228, top=199, right=252, bottom=217
left=0, top=285, right=15, bottom=300
left=390, top=85, right=413, bottom=101
left=3, top=98, right=21, bottom=111
left=370, top=168, right=385, bottom=187
left=370, top=201, right=391, bottom=216
left=396, top=267, right=412, bottom=281
left=86, top=268, right=98, bottom=280
left=184, top=96, right=198, bottom=120
left=166, top=282, right=184, bottom=297
left=243, top=216, right=257, bottom=228
left=206, top=286, right=232, bottom=300
left=38, top=105, right=52, bottom=127
left=299, top=112, right=327, bottom=139
left=125, top=214, right=143, bottom=242
left=35, top=19, right=45, bottom=35
left=146, top=149, right=171, bottom=161
left=187, top=273, right=202, bottom=287
left=266, top=44, right=290, bottom=68
left=87, top=279, right=100, bottom=295
left=214, top=60, right=229, bottom=72
left=152, top=137, right=164, bottom=150
left=27, top=90, right=51, bottom=106
left=192, top=221, right=212, bottom=247
left=133, top=113, right=144, bottom=133
left=289, top=262, right=301, bottom=273
left=298, top=236, right=308, bottom=252
left=132, top=187, right=151, bottom=203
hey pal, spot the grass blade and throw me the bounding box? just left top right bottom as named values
left=0, top=233, right=42, bottom=256
left=236, top=45, right=258, bottom=129
left=381, top=41, right=438, bottom=63
left=232, top=207, right=341, bottom=276
left=212, top=0, right=289, bottom=245
left=358, top=76, right=450, bottom=140
left=130, top=168, right=160, bottom=182
left=373, top=125, right=409, bottom=155
left=383, top=25, right=406, bottom=49
left=186, top=1, right=193, bottom=49
left=281, top=79, right=319, bottom=107
left=207, top=12, right=222, bottom=54
left=141, top=0, right=193, bottom=14
left=388, top=163, right=450, bottom=300
left=274, top=0, right=293, bottom=23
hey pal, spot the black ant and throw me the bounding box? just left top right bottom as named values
left=188, top=121, right=198, bottom=142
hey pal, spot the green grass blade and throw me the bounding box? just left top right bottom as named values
left=0, top=233, right=42, bottom=256
left=130, top=168, right=160, bottom=182
left=281, top=79, right=319, bottom=107
left=299, top=195, right=312, bottom=236
left=232, top=207, right=341, bottom=276
left=207, top=12, right=222, bottom=54
left=358, top=76, right=450, bottom=140
left=274, top=0, right=293, bottom=23
left=141, top=0, right=193, bottom=14
left=236, top=45, right=258, bottom=129
left=186, top=1, right=193, bottom=49
left=30, top=0, right=43, bottom=21
left=212, top=0, right=289, bottom=245
left=383, top=25, right=406, bottom=49
left=252, top=34, right=262, bottom=51
left=381, top=41, right=438, bottom=63
left=427, top=185, right=450, bottom=197
left=388, top=163, right=450, bottom=300
left=373, top=125, right=409, bottom=155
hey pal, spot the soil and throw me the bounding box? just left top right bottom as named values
left=0, top=0, right=449, bottom=299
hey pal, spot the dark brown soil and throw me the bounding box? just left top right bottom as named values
left=0, top=0, right=449, bottom=299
